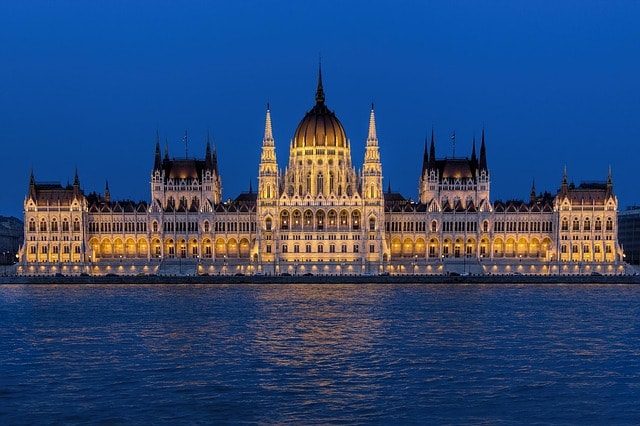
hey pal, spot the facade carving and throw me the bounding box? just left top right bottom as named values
left=18, top=70, right=625, bottom=276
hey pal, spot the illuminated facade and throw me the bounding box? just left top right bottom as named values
left=18, top=70, right=626, bottom=276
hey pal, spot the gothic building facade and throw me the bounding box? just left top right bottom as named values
left=19, top=71, right=625, bottom=276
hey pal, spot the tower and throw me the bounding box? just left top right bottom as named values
left=361, top=104, right=387, bottom=266
left=256, top=104, right=279, bottom=269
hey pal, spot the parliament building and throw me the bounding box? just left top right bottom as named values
left=18, top=70, right=626, bottom=276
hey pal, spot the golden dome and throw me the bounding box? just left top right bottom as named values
left=293, top=69, right=347, bottom=148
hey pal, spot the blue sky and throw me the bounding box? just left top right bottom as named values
left=1, top=1, right=639, bottom=218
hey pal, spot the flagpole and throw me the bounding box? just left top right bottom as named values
left=184, top=130, right=189, bottom=158
left=451, top=131, right=456, bottom=158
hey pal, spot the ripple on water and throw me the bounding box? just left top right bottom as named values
left=1, top=283, right=640, bottom=424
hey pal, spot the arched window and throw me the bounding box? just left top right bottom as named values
left=281, top=211, right=290, bottom=230
left=584, top=218, right=590, bottom=231
left=561, top=218, right=569, bottom=231
left=329, top=172, right=334, bottom=194
left=29, top=219, right=36, bottom=232
left=62, top=219, right=69, bottom=232
left=317, top=172, right=324, bottom=195
left=306, top=172, right=312, bottom=194
left=595, top=217, right=602, bottom=231
left=369, top=217, right=376, bottom=231
left=292, top=210, right=301, bottom=229
left=483, top=220, right=489, bottom=233
left=572, top=218, right=580, bottom=231
left=304, top=210, right=313, bottom=227
left=40, top=219, right=47, bottom=232
left=73, top=218, right=80, bottom=232
left=152, top=221, right=159, bottom=233
left=204, top=221, right=210, bottom=232
left=340, top=211, right=348, bottom=227
left=51, top=219, right=58, bottom=232
left=606, top=218, right=613, bottom=231
left=316, top=210, right=325, bottom=230
left=431, top=220, right=438, bottom=233
left=352, top=211, right=361, bottom=230
left=265, top=218, right=272, bottom=231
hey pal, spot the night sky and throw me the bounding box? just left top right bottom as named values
left=2, top=1, right=639, bottom=219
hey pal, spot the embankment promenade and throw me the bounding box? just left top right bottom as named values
left=2, top=274, right=640, bottom=285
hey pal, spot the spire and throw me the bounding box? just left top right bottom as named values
left=73, top=167, right=80, bottom=186
left=249, top=179, right=253, bottom=194
left=28, top=168, right=36, bottom=199
left=387, top=180, right=391, bottom=194
left=428, top=128, right=436, bottom=171
left=315, top=61, right=325, bottom=104
left=479, top=128, right=487, bottom=171
left=205, top=131, right=213, bottom=171
left=211, top=140, right=219, bottom=173
left=530, top=179, right=536, bottom=204
left=421, top=132, right=429, bottom=177
left=264, top=103, right=274, bottom=144
left=560, top=165, right=568, bottom=194
left=471, top=136, right=477, bottom=163
left=606, top=165, right=613, bottom=196
left=154, top=130, right=162, bottom=170
left=105, top=180, right=111, bottom=203
left=367, top=103, right=377, bottom=143
left=164, top=138, right=169, bottom=161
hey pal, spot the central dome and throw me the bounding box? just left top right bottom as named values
left=293, top=69, right=347, bottom=148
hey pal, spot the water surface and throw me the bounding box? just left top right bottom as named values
left=1, top=283, right=639, bottom=424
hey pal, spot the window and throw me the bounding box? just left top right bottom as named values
left=40, top=220, right=47, bottom=232
left=204, top=221, right=210, bottom=232
left=369, top=217, right=376, bottom=231
left=265, top=218, right=272, bottom=231
left=152, top=221, right=159, bottom=233
left=483, top=221, right=489, bottom=233
left=51, top=220, right=58, bottom=232
left=595, top=218, right=602, bottom=231
left=561, top=218, right=568, bottom=231
left=353, top=244, right=359, bottom=253
left=29, top=219, right=36, bottom=232
left=431, top=220, right=437, bottom=233
left=266, top=245, right=272, bottom=253
left=294, top=244, right=300, bottom=253
left=352, top=211, right=361, bottom=230
left=584, top=218, right=590, bottom=231
left=606, top=218, right=613, bottom=231
left=572, top=218, right=580, bottom=231
left=305, top=244, right=311, bottom=253
left=369, top=244, right=375, bottom=253
left=282, top=244, right=288, bottom=253
left=73, top=219, right=80, bottom=232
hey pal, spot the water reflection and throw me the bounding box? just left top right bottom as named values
left=1, top=283, right=640, bottom=424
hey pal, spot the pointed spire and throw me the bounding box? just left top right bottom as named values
left=387, top=180, right=391, bottom=194
left=367, top=103, right=377, bottom=143
left=479, top=128, right=487, bottom=171
left=530, top=179, right=536, bottom=204
left=105, top=180, right=111, bottom=203
left=211, top=140, right=219, bottom=173
left=421, top=132, right=429, bottom=177
left=205, top=131, right=213, bottom=171
left=264, top=102, right=274, bottom=144
left=428, top=128, right=436, bottom=171
left=608, top=165, right=613, bottom=184
left=74, top=167, right=80, bottom=186
left=28, top=168, right=36, bottom=199
left=154, top=130, right=162, bottom=170
left=315, top=61, right=325, bottom=104
left=471, top=136, right=477, bottom=163
left=164, top=138, right=169, bottom=161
